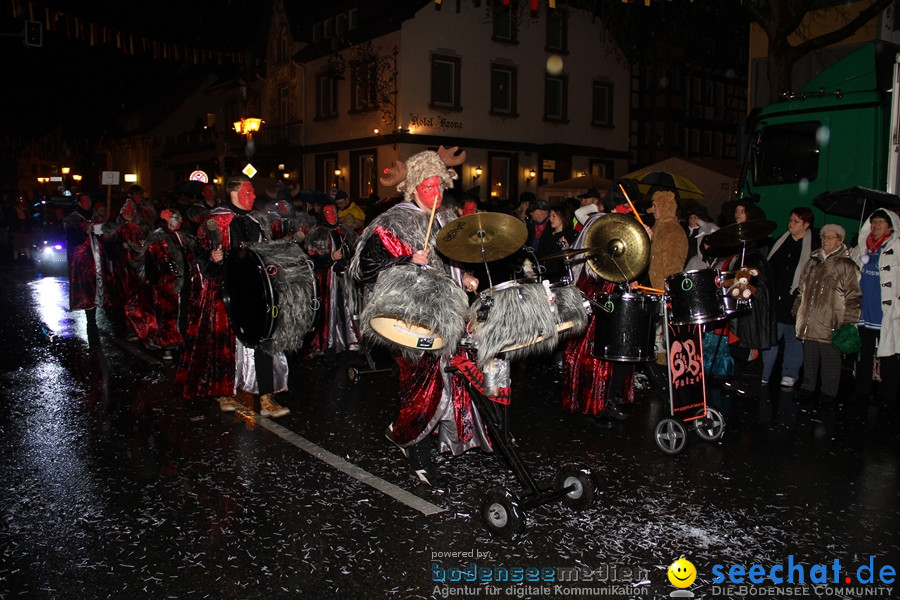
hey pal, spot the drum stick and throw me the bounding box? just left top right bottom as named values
left=634, top=284, right=665, bottom=295
left=618, top=184, right=646, bottom=228
left=422, top=198, right=439, bottom=252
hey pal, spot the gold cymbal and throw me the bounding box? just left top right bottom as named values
left=583, top=213, right=651, bottom=282
left=705, top=219, right=776, bottom=248
left=435, top=212, right=528, bottom=263
left=541, top=246, right=601, bottom=260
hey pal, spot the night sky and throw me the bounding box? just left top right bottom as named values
left=4, top=0, right=267, bottom=138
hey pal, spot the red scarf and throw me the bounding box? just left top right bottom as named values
left=866, top=231, right=891, bottom=253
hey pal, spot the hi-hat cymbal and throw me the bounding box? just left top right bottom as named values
left=705, top=219, right=776, bottom=248
left=583, top=213, right=651, bottom=282
left=436, top=212, right=528, bottom=263
left=541, top=246, right=601, bottom=260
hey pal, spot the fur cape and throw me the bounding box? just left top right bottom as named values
left=349, top=201, right=457, bottom=279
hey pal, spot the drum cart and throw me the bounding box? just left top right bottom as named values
left=652, top=300, right=726, bottom=455
left=447, top=354, right=597, bottom=538
left=346, top=343, right=395, bottom=383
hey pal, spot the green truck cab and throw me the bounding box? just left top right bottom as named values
left=738, top=40, right=900, bottom=240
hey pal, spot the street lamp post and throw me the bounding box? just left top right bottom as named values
left=234, top=117, right=263, bottom=161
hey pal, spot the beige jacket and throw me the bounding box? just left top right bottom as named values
left=793, top=244, right=862, bottom=344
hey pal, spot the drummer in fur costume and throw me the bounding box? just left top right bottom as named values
left=350, top=147, right=488, bottom=487
left=304, top=201, right=361, bottom=359
left=177, top=175, right=292, bottom=418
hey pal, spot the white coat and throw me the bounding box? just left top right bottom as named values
left=850, top=208, right=900, bottom=357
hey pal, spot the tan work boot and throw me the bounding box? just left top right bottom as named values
left=218, top=396, right=237, bottom=412
left=259, top=394, right=290, bottom=418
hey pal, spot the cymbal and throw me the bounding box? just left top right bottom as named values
left=704, top=219, right=776, bottom=248
left=541, top=246, right=601, bottom=260
left=583, top=213, right=651, bottom=282
left=435, top=212, right=528, bottom=263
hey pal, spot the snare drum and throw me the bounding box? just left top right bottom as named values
left=592, top=290, right=661, bottom=362
left=223, top=239, right=318, bottom=354
left=467, top=279, right=558, bottom=367
left=362, top=263, right=469, bottom=359
left=665, top=269, right=727, bottom=325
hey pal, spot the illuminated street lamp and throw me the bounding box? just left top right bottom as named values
left=233, top=117, right=262, bottom=137
left=234, top=117, right=263, bottom=160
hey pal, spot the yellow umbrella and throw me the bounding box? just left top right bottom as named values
left=622, top=170, right=705, bottom=202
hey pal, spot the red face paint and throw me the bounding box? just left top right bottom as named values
left=323, top=205, right=337, bottom=225
left=415, top=176, right=443, bottom=210
left=234, top=182, right=256, bottom=210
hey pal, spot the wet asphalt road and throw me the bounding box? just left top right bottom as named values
left=1, top=264, right=899, bottom=600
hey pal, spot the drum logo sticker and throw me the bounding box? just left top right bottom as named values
left=601, top=300, right=615, bottom=313
left=417, top=337, right=436, bottom=349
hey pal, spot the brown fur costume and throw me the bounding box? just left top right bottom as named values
left=649, top=190, right=688, bottom=365
left=649, top=190, right=688, bottom=289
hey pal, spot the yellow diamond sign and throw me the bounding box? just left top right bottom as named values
left=242, top=163, right=258, bottom=178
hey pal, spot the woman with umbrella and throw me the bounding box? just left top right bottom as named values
left=850, top=209, right=900, bottom=406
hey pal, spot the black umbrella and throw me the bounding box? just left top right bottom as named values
left=812, top=186, right=900, bottom=221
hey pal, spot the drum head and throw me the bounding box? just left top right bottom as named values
left=223, top=246, right=276, bottom=347
left=369, top=316, right=447, bottom=350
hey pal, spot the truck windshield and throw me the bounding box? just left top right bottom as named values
left=750, top=121, right=821, bottom=186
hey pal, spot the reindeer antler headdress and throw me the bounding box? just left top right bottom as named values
left=380, top=145, right=467, bottom=203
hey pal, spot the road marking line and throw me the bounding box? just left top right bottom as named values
left=256, top=417, right=446, bottom=516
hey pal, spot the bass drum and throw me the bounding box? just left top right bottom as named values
left=223, top=239, right=318, bottom=355
left=592, top=290, right=661, bottom=362
left=362, top=263, right=469, bottom=359
left=467, top=279, right=559, bottom=368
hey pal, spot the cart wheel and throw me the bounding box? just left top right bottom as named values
left=347, top=366, right=359, bottom=383
left=555, top=464, right=595, bottom=510
left=654, top=418, right=687, bottom=455
left=694, top=407, right=725, bottom=441
left=480, top=488, right=523, bottom=538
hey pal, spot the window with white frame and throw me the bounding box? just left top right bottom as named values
left=591, top=81, right=612, bottom=126
left=431, top=54, right=461, bottom=109
left=316, top=73, right=338, bottom=119
left=352, top=61, right=378, bottom=112
left=546, top=10, right=566, bottom=52
left=490, top=64, right=517, bottom=116
left=492, top=2, right=516, bottom=42
left=544, top=75, right=567, bottom=121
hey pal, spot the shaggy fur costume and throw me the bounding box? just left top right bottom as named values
left=362, top=263, right=468, bottom=360
left=242, top=238, right=318, bottom=355
left=350, top=202, right=457, bottom=281
left=553, top=283, right=590, bottom=342
left=467, top=282, right=560, bottom=368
